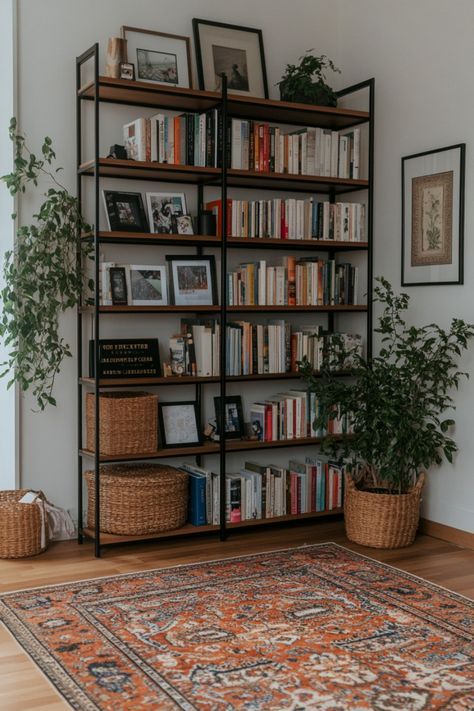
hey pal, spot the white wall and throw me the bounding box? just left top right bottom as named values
left=335, top=0, right=474, bottom=532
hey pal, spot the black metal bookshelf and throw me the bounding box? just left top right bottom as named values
left=76, top=43, right=374, bottom=557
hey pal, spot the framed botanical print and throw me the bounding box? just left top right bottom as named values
left=193, top=18, right=268, bottom=98
left=402, top=144, right=465, bottom=285
left=121, top=26, right=192, bottom=88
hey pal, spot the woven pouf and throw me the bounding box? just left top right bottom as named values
left=86, top=391, right=158, bottom=455
left=0, top=490, right=48, bottom=558
left=344, top=473, right=425, bottom=549
left=84, top=464, right=188, bottom=535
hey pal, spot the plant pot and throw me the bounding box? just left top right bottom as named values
left=344, top=473, right=425, bottom=549
left=279, top=85, right=337, bottom=107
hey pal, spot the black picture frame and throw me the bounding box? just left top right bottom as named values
left=159, top=400, right=202, bottom=448
left=166, top=254, right=218, bottom=306
left=193, top=18, right=268, bottom=99
left=102, top=190, right=149, bottom=233
left=214, top=395, right=244, bottom=439
left=119, top=61, right=135, bottom=81
left=401, top=143, right=465, bottom=286
left=109, top=267, right=128, bottom=305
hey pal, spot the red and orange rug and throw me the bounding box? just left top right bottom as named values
left=0, top=543, right=473, bottom=710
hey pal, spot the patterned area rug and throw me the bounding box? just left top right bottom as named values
left=0, top=543, right=473, bottom=710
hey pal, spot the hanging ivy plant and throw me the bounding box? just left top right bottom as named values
left=0, top=118, right=92, bottom=410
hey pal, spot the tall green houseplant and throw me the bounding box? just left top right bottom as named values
left=0, top=119, right=92, bottom=409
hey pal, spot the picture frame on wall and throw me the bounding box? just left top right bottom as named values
left=102, top=190, right=149, bottom=232
left=129, top=264, right=168, bottom=306
left=121, top=26, right=192, bottom=88
left=146, top=192, right=187, bottom=234
left=401, top=144, right=465, bottom=286
left=167, top=254, right=217, bottom=306
left=159, top=401, right=202, bottom=448
left=193, top=18, right=268, bottom=98
left=214, top=395, right=244, bottom=439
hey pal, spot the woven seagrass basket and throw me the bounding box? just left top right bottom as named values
left=86, top=391, right=158, bottom=455
left=84, top=464, right=188, bottom=535
left=344, top=472, right=425, bottom=549
left=0, top=490, right=49, bottom=558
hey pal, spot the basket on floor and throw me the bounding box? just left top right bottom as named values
left=0, top=490, right=49, bottom=558
left=86, top=391, right=158, bottom=455
left=344, top=473, right=425, bottom=549
left=84, top=464, right=188, bottom=535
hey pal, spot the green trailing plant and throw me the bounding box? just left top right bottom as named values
left=0, top=118, right=92, bottom=410
left=299, top=277, right=474, bottom=494
left=277, top=51, right=341, bottom=106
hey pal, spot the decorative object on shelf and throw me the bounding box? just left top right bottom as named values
left=86, top=391, right=158, bottom=455
left=89, top=339, right=161, bottom=379
left=107, top=143, right=127, bottom=159
left=102, top=190, right=149, bottom=232
left=299, top=277, right=474, bottom=548
left=198, top=209, right=216, bottom=236
left=145, top=191, right=187, bottom=234
left=0, top=119, right=92, bottom=410
left=159, top=401, right=201, bottom=448
left=167, top=254, right=218, bottom=306
left=84, top=464, right=188, bottom=535
left=277, top=51, right=340, bottom=106
left=109, top=267, right=128, bottom=305
left=176, top=214, right=194, bottom=235
left=119, top=61, right=135, bottom=81
left=121, top=26, right=192, bottom=88
left=193, top=18, right=268, bottom=98
left=401, top=143, right=465, bottom=286
left=0, top=490, right=49, bottom=558
left=105, top=36, right=127, bottom=78
left=214, top=395, right=245, bottom=439
left=129, top=264, right=168, bottom=306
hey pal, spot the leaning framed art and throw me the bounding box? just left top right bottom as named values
left=121, top=26, right=192, bottom=88
left=401, top=144, right=465, bottom=286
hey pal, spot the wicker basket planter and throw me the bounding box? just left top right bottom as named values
left=84, top=464, right=188, bottom=535
left=344, top=473, right=425, bottom=549
left=86, top=391, right=158, bottom=455
left=0, top=490, right=48, bottom=558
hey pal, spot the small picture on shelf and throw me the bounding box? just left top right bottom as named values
left=102, top=190, right=149, bottom=232
left=137, top=48, right=178, bottom=84
left=159, top=401, right=201, bottom=447
left=122, top=26, right=192, bottom=88
left=176, top=214, right=194, bottom=235
left=129, top=264, right=168, bottom=306
left=214, top=395, right=244, bottom=439
left=119, top=62, right=135, bottom=80
left=167, top=255, right=217, bottom=306
left=146, top=192, right=187, bottom=234
left=109, top=267, right=128, bottom=305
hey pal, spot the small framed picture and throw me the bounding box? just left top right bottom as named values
left=109, top=267, right=129, bottom=305
left=176, top=214, right=194, bottom=235
left=146, top=192, right=187, bottom=234
left=167, top=255, right=217, bottom=306
left=214, top=395, right=244, bottom=439
left=129, top=264, right=168, bottom=306
left=193, top=18, right=268, bottom=98
left=159, top=401, right=201, bottom=448
left=402, top=143, right=465, bottom=286
left=121, top=26, right=192, bottom=88
left=102, top=190, right=149, bottom=232
left=119, top=62, right=135, bottom=81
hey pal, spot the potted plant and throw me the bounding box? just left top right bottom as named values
left=277, top=51, right=341, bottom=106
left=299, top=277, right=474, bottom=548
left=0, top=118, right=92, bottom=410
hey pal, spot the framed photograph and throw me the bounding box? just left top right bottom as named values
left=102, top=190, right=149, bottom=233
left=121, top=26, right=192, bottom=88
left=146, top=192, right=187, bottom=234
left=159, top=401, right=201, bottom=448
left=176, top=215, right=194, bottom=235
left=193, top=18, right=268, bottom=98
left=109, top=267, right=128, bottom=305
left=119, top=61, right=135, bottom=80
left=402, top=144, right=465, bottom=286
left=214, top=395, right=244, bottom=439
left=167, top=255, right=217, bottom=306
left=129, top=264, right=168, bottom=306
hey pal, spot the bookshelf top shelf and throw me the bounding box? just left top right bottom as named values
left=78, top=76, right=370, bottom=129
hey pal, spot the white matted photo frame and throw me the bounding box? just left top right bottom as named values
left=166, top=254, right=217, bottom=306
left=402, top=144, right=465, bottom=286
left=159, top=401, right=202, bottom=447
left=129, top=264, right=168, bottom=306
left=146, top=192, right=187, bottom=234
left=121, top=26, right=192, bottom=88
left=193, top=18, right=268, bottom=98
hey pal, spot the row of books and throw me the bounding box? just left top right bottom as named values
left=227, top=257, right=359, bottom=306
left=180, top=458, right=345, bottom=526
left=207, top=198, right=366, bottom=242
left=249, top=388, right=352, bottom=442
left=167, top=319, right=362, bottom=377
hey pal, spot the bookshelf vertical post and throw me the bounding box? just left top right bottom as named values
left=219, top=73, right=228, bottom=541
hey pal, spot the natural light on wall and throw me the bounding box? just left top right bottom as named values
left=0, top=0, right=17, bottom=489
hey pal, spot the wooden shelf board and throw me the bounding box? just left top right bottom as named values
left=81, top=304, right=366, bottom=314
left=227, top=305, right=367, bottom=313
left=227, top=238, right=369, bottom=251
left=91, top=232, right=222, bottom=247
left=95, top=305, right=221, bottom=314
left=80, top=371, right=354, bottom=388
left=82, top=523, right=219, bottom=544
left=227, top=509, right=343, bottom=529
left=78, top=77, right=369, bottom=130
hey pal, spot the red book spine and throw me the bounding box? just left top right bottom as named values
left=259, top=125, right=264, bottom=173
left=249, top=121, right=254, bottom=171
left=290, top=333, right=297, bottom=372
left=263, top=124, right=270, bottom=172
left=254, top=124, right=260, bottom=172
left=265, top=403, right=273, bottom=442
left=296, top=476, right=302, bottom=514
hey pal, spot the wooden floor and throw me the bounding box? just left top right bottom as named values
left=0, top=520, right=473, bottom=711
